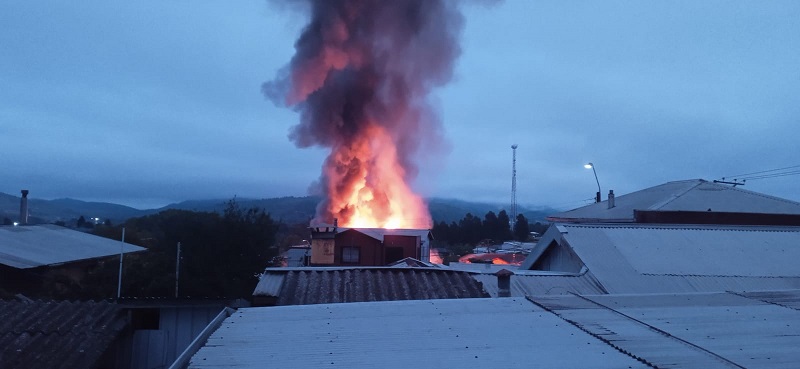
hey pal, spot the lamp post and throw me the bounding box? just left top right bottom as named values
left=584, top=163, right=601, bottom=203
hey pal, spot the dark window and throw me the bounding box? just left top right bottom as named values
left=342, top=246, right=360, bottom=263
left=385, top=247, right=404, bottom=264
left=131, top=308, right=160, bottom=330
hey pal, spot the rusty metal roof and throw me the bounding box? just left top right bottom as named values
left=254, top=267, right=488, bottom=305
left=0, top=300, right=128, bottom=369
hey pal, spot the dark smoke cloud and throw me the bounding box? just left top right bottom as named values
left=264, top=0, right=469, bottom=224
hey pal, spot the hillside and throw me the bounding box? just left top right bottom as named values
left=0, top=192, right=556, bottom=226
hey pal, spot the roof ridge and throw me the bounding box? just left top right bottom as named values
left=649, top=179, right=705, bottom=210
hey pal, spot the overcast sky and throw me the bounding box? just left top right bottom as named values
left=1, top=1, right=798, bottom=210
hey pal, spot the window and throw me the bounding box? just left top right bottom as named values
left=342, top=246, right=360, bottom=263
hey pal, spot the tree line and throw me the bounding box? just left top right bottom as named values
left=432, top=210, right=548, bottom=247
left=40, top=204, right=547, bottom=300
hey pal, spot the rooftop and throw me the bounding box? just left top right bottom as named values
left=520, top=223, right=800, bottom=294
left=188, top=290, right=800, bottom=369
left=0, top=299, right=128, bottom=369
left=549, top=179, right=800, bottom=222
left=253, top=267, right=488, bottom=305
left=0, top=224, right=146, bottom=269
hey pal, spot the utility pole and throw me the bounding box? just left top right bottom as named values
left=175, top=242, right=181, bottom=298
left=510, top=144, right=518, bottom=231
left=116, top=227, right=125, bottom=300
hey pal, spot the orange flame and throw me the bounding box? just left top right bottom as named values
left=429, top=249, right=443, bottom=264
left=324, top=125, right=431, bottom=229
left=492, top=258, right=510, bottom=265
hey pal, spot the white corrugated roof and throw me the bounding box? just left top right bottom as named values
left=549, top=179, right=800, bottom=222
left=189, top=298, right=648, bottom=369
left=0, top=224, right=145, bottom=268
left=189, top=291, right=800, bottom=369
left=531, top=291, right=800, bottom=368
left=521, top=223, right=800, bottom=294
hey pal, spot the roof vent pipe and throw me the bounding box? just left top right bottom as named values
left=608, top=190, right=615, bottom=209
left=20, top=190, right=29, bottom=225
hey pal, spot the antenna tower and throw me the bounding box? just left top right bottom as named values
left=510, top=144, right=518, bottom=231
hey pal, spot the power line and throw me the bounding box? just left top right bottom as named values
left=724, top=165, right=800, bottom=179
left=718, top=164, right=800, bottom=184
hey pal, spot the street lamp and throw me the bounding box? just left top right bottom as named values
left=584, top=163, right=601, bottom=203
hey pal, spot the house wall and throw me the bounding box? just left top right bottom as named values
left=109, top=305, right=224, bottom=369
left=532, top=241, right=584, bottom=273
left=383, top=235, right=419, bottom=263
left=334, top=230, right=383, bottom=266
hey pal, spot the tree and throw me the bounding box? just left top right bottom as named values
left=496, top=210, right=512, bottom=241
left=80, top=199, right=279, bottom=299
left=513, top=214, right=531, bottom=241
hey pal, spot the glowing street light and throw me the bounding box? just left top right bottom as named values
left=584, top=162, right=601, bottom=203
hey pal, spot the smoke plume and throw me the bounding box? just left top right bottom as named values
left=264, top=0, right=466, bottom=229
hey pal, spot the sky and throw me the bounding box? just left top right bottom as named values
left=1, top=1, right=799, bottom=210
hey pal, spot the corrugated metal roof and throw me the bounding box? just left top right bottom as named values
left=523, top=223, right=800, bottom=294
left=253, top=268, right=488, bottom=305
left=188, top=298, right=649, bottom=369
left=530, top=290, right=800, bottom=368
left=473, top=271, right=606, bottom=297
left=549, top=179, right=800, bottom=222
left=0, top=300, right=128, bottom=369
left=0, top=224, right=146, bottom=269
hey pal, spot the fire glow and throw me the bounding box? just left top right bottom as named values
left=264, top=0, right=466, bottom=230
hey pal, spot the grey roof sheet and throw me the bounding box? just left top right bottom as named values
left=549, top=179, right=800, bottom=222
left=0, top=224, right=145, bottom=268
left=188, top=298, right=649, bottom=369
left=473, top=272, right=606, bottom=297
left=530, top=223, right=800, bottom=294
left=530, top=290, right=800, bottom=368
left=253, top=268, right=488, bottom=305
left=0, top=300, right=128, bottom=369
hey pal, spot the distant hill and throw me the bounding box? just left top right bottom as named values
left=1, top=192, right=149, bottom=224
left=0, top=192, right=557, bottom=226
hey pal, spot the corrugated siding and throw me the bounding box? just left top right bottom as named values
left=188, top=298, right=648, bottom=369
left=530, top=291, right=800, bottom=368
left=0, top=300, right=128, bottom=369
left=0, top=224, right=145, bottom=268
left=269, top=268, right=488, bottom=305
left=474, top=272, right=605, bottom=297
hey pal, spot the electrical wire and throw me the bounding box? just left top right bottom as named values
left=720, top=164, right=800, bottom=182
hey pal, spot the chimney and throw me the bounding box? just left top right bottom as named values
left=608, top=190, right=615, bottom=209
left=495, top=269, right=513, bottom=297
left=19, top=190, right=29, bottom=225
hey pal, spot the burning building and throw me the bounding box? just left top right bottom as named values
left=264, top=0, right=467, bottom=230
left=309, top=222, right=432, bottom=266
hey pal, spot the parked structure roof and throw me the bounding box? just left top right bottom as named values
left=519, top=223, right=800, bottom=294
left=549, top=179, right=800, bottom=222
left=189, top=290, right=800, bottom=369
left=0, top=300, right=128, bottom=369
left=253, top=267, right=488, bottom=305
left=0, top=224, right=145, bottom=269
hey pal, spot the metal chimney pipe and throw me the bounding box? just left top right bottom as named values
left=608, top=190, right=615, bottom=209
left=20, top=190, right=29, bottom=225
